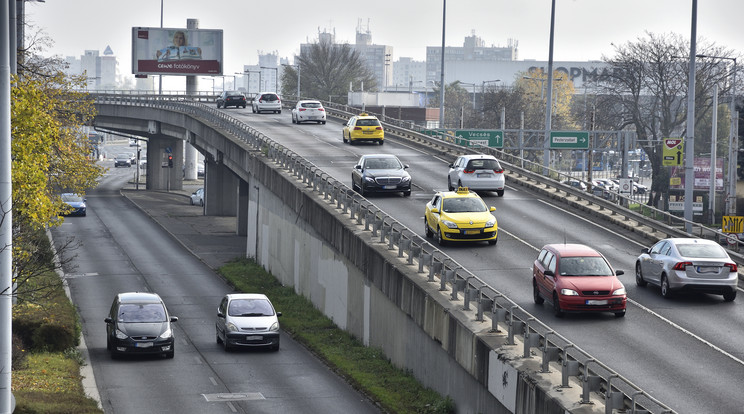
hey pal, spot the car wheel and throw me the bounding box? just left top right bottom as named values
left=223, top=338, right=232, bottom=352
left=271, top=341, right=280, bottom=351
left=496, top=190, right=505, bottom=197
left=342, top=133, right=348, bottom=144
left=552, top=293, right=564, bottom=317
left=252, top=106, right=256, bottom=113
left=660, top=274, right=672, bottom=298
left=533, top=280, right=544, bottom=304
left=723, top=288, right=737, bottom=302
left=360, top=183, right=366, bottom=197
left=321, top=121, right=326, bottom=125
left=403, top=190, right=411, bottom=197
left=635, top=262, right=647, bottom=287
left=190, top=198, right=195, bottom=206
left=378, top=140, right=384, bottom=145
left=217, top=103, right=221, bottom=109
left=437, top=227, right=447, bottom=246
left=292, top=116, right=296, bottom=124
left=216, top=328, right=223, bottom=344
left=614, top=309, right=626, bottom=318
left=488, top=238, right=497, bottom=246
left=458, top=180, right=463, bottom=189
left=278, top=110, right=282, bottom=114
left=424, top=218, right=433, bottom=238
left=199, top=199, right=204, bottom=207
left=447, top=177, right=454, bottom=191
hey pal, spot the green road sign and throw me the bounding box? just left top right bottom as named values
left=549, top=131, right=589, bottom=149
left=454, top=130, right=503, bottom=148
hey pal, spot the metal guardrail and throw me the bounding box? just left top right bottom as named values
left=93, top=93, right=676, bottom=413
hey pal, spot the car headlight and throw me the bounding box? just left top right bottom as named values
left=485, top=218, right=496, bottom=228
left=269, top=321, right=280, bottom=332
left=226, top=322, right=239, bottom=332
left=401, top=176, right=411, bottom=183
left=115, top=329, right=128, bottom=340
left=363, top=177, right=375, bottom=183
left=560, top=288, right=579, bottom=296
left=158, top=326, right=173, bottom=340
left=441, top=219, right=459, bottom=229
left=612, top=287, right=626, bottom=296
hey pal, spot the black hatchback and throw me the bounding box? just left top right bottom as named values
left=105, top=292, right=178, bottom=359
left=216, top=91, right=247, bottom=109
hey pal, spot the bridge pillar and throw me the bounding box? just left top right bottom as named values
left=183, top=131, right=199, bottom=181
left=237, top=180, right=249, bottom=236
left=146, top=136, right=183, bottom=191
left=205, top=160, right=238, bottom=216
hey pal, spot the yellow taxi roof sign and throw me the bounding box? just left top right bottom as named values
left=456, top=187, right=470, bottom=194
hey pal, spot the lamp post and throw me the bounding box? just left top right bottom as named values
left=438, top=0, right=446, bottom=128
left=696, top=53, right=738, bottom=217
left=159, top=0, right=164, bottom=94
left=260, top=66, right=278, bottom=93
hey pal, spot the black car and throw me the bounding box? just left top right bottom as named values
left=216, top=91, right=247, bottom=109
left=351, top=154, right=411, bottom=197
left=61, top=193, right=86, bottom=216
left=105, top=292, right=178, bottom=359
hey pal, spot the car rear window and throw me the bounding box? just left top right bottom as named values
left=301, top=102, right=322, bottom=108
left=676, top=243, right=728, bottom=258
left=467, top=158, right=501, bottom=170
left=357, top=119, right=381, bottom=127
left=261, top=94, right=279, bottom=101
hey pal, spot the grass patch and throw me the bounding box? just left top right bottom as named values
left=218, top=258, right=455, bottom=414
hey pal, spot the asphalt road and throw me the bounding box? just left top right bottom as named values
left=52, top=153, right=382, bottom=414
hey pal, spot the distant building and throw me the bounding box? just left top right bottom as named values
left=64, top=46, right=118, bottom=90
left=392, top=57, right=426, bottom=92
left=426, top=33, right=517, bottom=85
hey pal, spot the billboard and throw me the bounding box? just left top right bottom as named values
left=132, top=27, right=223, bottom=76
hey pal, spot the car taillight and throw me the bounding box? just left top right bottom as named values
left=318, top=108, right=325, bottom=111
left=375, top=127, right=382, bottom=130
left=299, top=108, right=306, bottom=111
left=259, top=99, right=263, bottom=103
left=354, top=127, right=362, bottom=130
left=493, top=169, right=504, bottom=173
left=673, top=261, right=693, bottom=271
left=725, top=263, right=738, bottom=272
left=463, top=169, right=475, bottom=174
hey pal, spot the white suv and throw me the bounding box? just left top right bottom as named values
left=252, top=92, right=282, bottom=114
left=447, top=154, right=506, bottom=196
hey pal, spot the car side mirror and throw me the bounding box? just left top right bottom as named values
left=615, top=270, right=625, bottom=276
left=355, top=165, right=362, bottom=170
left=403, top=164, right=409, bottom=169
left=276, top=312, right=282, bottom=317
left=489, top=206, right=496, bottom=212
left=544, top=270, right=555, bottom=277
left=104, top=317, right=113, bottom=324
left=641, top=248, right=650, bottom=254
left=217, top=311, right=224, bottom=318
left=430, top=207, right=439, bottom=214
left=170, top=316, right=178, bottom=323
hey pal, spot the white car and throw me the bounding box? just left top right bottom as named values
left=215, top=293, right=281, bottom=351
left=292, top=100, right=326, bottom=124
left=251, top=92, right=281, bottom=114
left=447, top=154, right=505, bottom=196
left=189, top=188, right=204, bottom=206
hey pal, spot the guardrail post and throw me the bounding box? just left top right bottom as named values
left=410, top=245, right=420, bottom=266
left=452, top=278, right=466, bottom=301
left=441, top=269, right=455, bottom=291
left=522, top=323, right=540, bottom=358
left=389, top=231, right=400, bottom=250
left=631, top=391, right=651, bottom=414
left=581, top=359, right=601, bottom=404
left=463, top=282, right=476, bottom=311
left=399, top=238, right=410, bottom=258
left=477, top=294, right=492, bottom=322
left=540, top=331, right=561, bottom=373
left=418, top=251, right=431, bottom=273
left=561, top=344, right=579, bottom=388
left=380, top=222, right=389, bottom=243
left=429, top=261, right=442, bottom=282
left=507, top=306, right=523, bottom=345
left=604, top=375, right=625, bottom=414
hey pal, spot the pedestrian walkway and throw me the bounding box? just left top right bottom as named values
left=122, top=184, right=247, bottom=270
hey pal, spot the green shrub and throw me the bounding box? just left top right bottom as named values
left=12, top=332, right=28, bottom=371
left=12, top=286, right=80, bottom=352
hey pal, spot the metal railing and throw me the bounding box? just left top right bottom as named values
left=92, top=93, right=676, bottom=413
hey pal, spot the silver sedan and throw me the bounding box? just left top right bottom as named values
left=635, top=238, right=738, bottom=301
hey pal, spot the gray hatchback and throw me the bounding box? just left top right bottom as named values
left=216, top=293, right=281, bottom=351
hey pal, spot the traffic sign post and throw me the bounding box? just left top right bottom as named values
left=454, top=130, right=503, bottom=148
left=549, top=131, right=589, bottom=149
left=722, top=215, right=744, bottom=233
left=662, top=138, right=684, bottom=166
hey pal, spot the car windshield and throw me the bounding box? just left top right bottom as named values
left=61, top=194, right=83, bottom=202
left=676, top=243, right=728, bottom=258
left=442, top=197, right=487, bottom=213
left=356, top=119, right=380, bottom=127
left=366, top=158, right=401, bottom=169
left=466, top=159, right=501, bottom=170
left=228, top=299, right=274, bottom=316
left=558, top=257, right=614, bottom=276
left=118, top=303, right=166, bottom=323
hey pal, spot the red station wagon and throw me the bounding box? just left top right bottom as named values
left=533, top=244, right=627, bottom=317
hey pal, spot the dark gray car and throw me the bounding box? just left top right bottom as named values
left=351, top=154, right=411, bottom=197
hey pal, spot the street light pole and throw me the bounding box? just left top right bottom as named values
left=438, top=0, right=446, bottom=128
left=159, top=0, right=163, bottom=94
left=543, top=0, right=556, bottom=175
left=697, top=54, right=738, bottom=217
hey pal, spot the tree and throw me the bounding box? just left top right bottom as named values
left=427, top=81, right=473, bottom=128
left=8, top=31, right=104, bottom=299
left=598, top=31, right=738, bottom=206
left=280, top=39, right=376, bottom=104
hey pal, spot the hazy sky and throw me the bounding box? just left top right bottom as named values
left=25, top=0, right=744, bottom=87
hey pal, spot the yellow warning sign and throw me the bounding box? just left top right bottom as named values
left=722, top=216, right=744, bottom=234
left=662, top=138, right=684, bottom=166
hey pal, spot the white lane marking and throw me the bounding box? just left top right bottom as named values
left=497, top=199, right=744, bottom=367
left=209, top=377, right=218, bottom=386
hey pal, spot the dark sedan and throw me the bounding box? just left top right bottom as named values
left=105, top=292, right=178, bottom=359
left=216, top=91, right=247, bottom=109
left=61, top=193, right=86, bottom=216
left=351, top=154, right=411, bottom=197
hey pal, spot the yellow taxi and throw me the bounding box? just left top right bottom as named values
left=424, top=187, right=498, bottom=246
left=342, top=113, right=384, bottom=145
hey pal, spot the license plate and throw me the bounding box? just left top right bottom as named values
left=135, top=342, right=153, bottom=348
left=464, top=230, right=481, bottom=235
left=586, top=300, right=608, bottom=305
left=245, top=335, right=262, bottom=341
left=363, top=131, right=373, bottom=134
left=477, top=173, right=492, bottom=178
left=383, top=185, right=396, bottom=190
left=696, top=266, right=718, bottom=273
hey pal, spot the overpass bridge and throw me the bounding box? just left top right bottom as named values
left=91, top=93, right=708, bottom=413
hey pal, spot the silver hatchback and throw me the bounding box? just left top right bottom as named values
left=635, top=238, right=738, bottom=301
left=215, top=293, right=281, bottom=351
left=447, top=154, right=505, bottom=196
